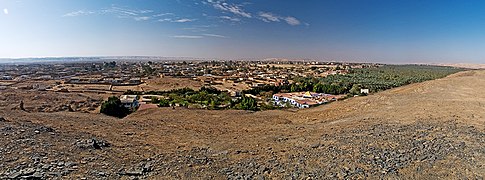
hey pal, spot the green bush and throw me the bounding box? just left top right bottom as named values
left=151, top=97, right=160, bottom=104
left=158, top=98, right=170, bottom=107
left=260, top=102, right=278, bottom=110
left=100, top=96, right=130, bottom=118
left=349, top=84, right=362, bottom=95
left=237, top=96, right=258, bottom=111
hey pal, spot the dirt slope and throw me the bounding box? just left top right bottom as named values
left=1, top=70, right=485, bottom=179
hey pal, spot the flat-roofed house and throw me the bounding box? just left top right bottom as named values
left=272, top=91, right=335, bottom=108
left=120, top=95, right=139, bottom=109
left=295, top=99, right=319, bottom=108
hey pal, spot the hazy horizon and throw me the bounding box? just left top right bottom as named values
left=2, top=0, right=485, bottom=64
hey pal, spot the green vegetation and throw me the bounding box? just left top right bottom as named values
left=234, top=96, right=258, bottom=111
left=141, top=64, right=155, bottom=75
left=244, top=65, right=463, bottom=96
left=100, top=96, right=130, bottom=118
left=349, top=84, right=364, bottom=95
left=122, top=65, right=463, bottom=112
left=319, top=65, right=463, bottom=93
left=151, top=97, right=170, bottom=107
left=125, top=86, right=264, bottom=111
left=312, top=83, right=347, bottom=94
left=103, top=61, right=116, bottom=68
left=158, top=98, right=171, bottom=107
left=129, top=86, right=234, bottom=110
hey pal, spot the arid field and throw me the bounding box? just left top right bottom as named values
left=1, top=70, right=485, bottom=179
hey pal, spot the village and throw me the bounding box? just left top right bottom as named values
left=0, top=60, right=375, bottom=112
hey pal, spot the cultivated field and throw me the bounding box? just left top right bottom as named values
left=1, top=70, right=485, bottom=179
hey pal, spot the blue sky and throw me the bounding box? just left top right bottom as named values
left=1, top=0, right=485, bottom=63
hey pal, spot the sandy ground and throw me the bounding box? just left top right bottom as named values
left=1, top=70, right=485, bottom=179
left=439, top=63, right=485, bottom=69
left=139, top=77, right=204, bottom=92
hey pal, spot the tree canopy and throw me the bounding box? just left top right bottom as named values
left=100, top=96, right=130, bottom=118
left=235, top=96, right=258, bottom=111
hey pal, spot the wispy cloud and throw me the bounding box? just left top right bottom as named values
left=134, top=16, right=151, bottom=21
left=100, top=6, right=154, bottom=20
left=203, top=1, right=303, bottom=26
left=101, top=6, right=152, bottom=17
left=158, top=18, right=196, bottom=23
left=3, top=8, right=8, bottom=15
left=258, top=12, right=301, bottom=26
left=220, top=16, right=240, bottom=22
left=63, top=3, right=304, bottom=28
left=259, top=12, right=279, bottom=22
left=62, top=10, right=95, bottom=17
left=171, top=35, right=204, bottom=39
left=63, top=6, right=194, bottom=23
left=284, top=17, right=301, bottom=26
left=63, top=6, right=197, bottom=24
left=203, top=33, right=227, bottom=38
left=63, top=6, right=152, bottom=20
left=173, top=18, right=196, bottom=23
left=205, top=0, right=251, bottom=18
left=171, top=33, right=228, bottom=39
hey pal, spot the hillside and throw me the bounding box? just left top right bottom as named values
left=1, top=70, right=485, bottom=179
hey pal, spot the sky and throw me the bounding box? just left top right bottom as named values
left=1, top=0, right=485, bottom=63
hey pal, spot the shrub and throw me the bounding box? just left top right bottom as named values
left=237, top=96, right=258, bottom=111
left=151, top=97, right=160, bottom=104
left=100, top=96, right=130, bottom=118
left=158, top=98, right=170, bottom=107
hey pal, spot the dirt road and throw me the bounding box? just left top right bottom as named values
left=1, top=70, right=485, bottom=179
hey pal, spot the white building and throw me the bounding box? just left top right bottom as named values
left=272, top=91, right=337, bottom=108
left=120, top=95, right=139, bottom=109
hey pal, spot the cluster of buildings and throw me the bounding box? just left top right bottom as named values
left=272, top=91, right=340, bottom=108
left=0, top=59, right=379, bottom=110
left=0, top=60, right=372, bottom=91
left=154, top=60, right=360, bottom=92
left=66, top=77, right=142, bottom=85
left=0, top=62, right=144, bottom=83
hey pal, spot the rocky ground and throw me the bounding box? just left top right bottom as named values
left=1, top=70, right=485, bottom=179
left=0, top=89, right=103, bottom=113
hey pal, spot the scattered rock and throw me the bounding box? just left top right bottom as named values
left=35, top=126, right=55, bottom=133
left=122, top=170, right=144, bottom=176
left=8, top=171, right=22, bottom=179
left=76, top=138, right=110, bottom=150
left=32, top=171, right=43, bottom=178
